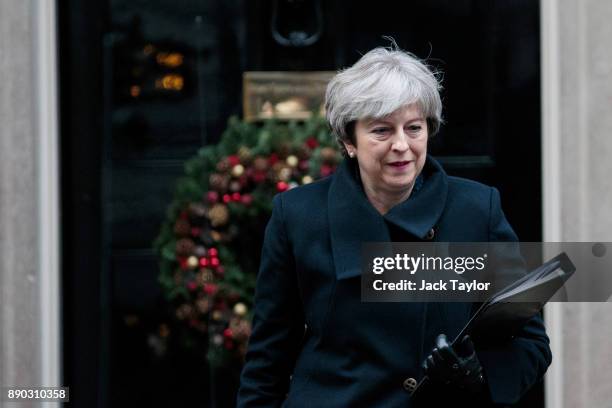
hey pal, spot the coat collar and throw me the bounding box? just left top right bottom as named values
left=327, top=155, right=448, bottom=280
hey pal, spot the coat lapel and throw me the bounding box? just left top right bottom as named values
left=328, top=159, right=389, bottom=280
left=327, top=156, right=449, bottom=281
left=384, top=156, right=448, bottom=238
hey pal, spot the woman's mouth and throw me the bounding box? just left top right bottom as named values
left=388, top=161, right=412, bottom=169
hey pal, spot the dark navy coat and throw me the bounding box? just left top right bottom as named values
left=237, top=156, right=551, bottom=407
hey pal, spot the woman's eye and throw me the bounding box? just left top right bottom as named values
left=407, top=125, right=422, bottom=132
left=372, top=128, right=389, bottom=134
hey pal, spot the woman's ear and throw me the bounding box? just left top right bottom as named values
left=343, top=141, right=356, bottom=158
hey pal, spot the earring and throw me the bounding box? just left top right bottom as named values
left=348, top=151, right=355, bottom=158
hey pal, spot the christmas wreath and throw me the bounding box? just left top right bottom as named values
left=154, top=115, right=341, bottom=366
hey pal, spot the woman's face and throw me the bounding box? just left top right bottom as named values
left=345, top=103, right=428, bottom=195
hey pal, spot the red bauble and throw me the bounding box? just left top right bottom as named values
left=276, top=181, right=289, bottom=192
left=204, top=283, right=218, bottom=295
left=187, top=281, right=198, bottom=291
left=238, top=174, right=249, bottom=186
left=227, top=291, right=241, bottom=303
left=241, top=194, right=253, bottom=206
left=320, top=164, right=333, bottom=177
left=215, top=266, right=225, bottom=277
left=190, top=227, right=201, bottom=237
left=206, top=191, right=219, bottom=203
left=199, top=257, right=209, bottom=267
left=222, top=194, right=231, bottom=204
left=210, top=257, right=220, bottom=267
left=208, top=247, right=218, bottom=257
left=305, top=137, right=318, bottom=149
left=223, top=328, right=233, bottom=338
left=227, top=155, right=241, bottom=166
left=231, top=192, right=241, bottom=201
left=268, top=153, right=279, bottom=165
left=252, top=170, right=267, bottom=183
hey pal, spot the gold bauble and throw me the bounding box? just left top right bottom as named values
left=286, top=155, right=299, bottom=167
left=233, top=302, right=248, bottom=317
left=187, top=256, right=199, bottom=269
left=210, top=230, right=222, bottom=242
left=208, top=203, right=229, bottom=227
left=231, top=164, right=245, bottom=177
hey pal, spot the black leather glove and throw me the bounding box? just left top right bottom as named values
left=422, top=334, right=486, bottom=393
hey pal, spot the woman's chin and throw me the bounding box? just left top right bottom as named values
left=382, top=178, right=415, bottom=193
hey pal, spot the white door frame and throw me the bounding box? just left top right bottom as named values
left=541, top=0, right=563, bottom=407
left=36, top=0, right=61, bottom=398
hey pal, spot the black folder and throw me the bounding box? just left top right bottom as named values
left=410, top=252, right=576, bottom=398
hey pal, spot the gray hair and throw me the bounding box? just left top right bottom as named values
left=325, top=45, right=443, bottom=155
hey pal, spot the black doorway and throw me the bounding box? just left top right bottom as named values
left=59, top=1, right=542, bottom=406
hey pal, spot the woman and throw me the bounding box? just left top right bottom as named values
left=237, top=46, right=551, bottom=407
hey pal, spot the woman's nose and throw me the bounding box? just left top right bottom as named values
left=391, top=131, right=410, bottom=152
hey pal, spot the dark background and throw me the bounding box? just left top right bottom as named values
left=59, top=0, right=542, bottom=406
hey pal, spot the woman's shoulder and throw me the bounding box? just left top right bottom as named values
left=446, top=175, right=498, bottom=208
left=447, top=175, right=492, bottom=192
left=281, top=175, right=332, bottom=199
left=275, top=175, right=333, bottom=215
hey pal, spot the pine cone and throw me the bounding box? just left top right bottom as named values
left=320, top=147, right=337, bottom=163
left=209, top=173, right=229, bottom=192
left=189, top=203, right=207, bottom=219
left=175, top=238, right=195, bottom=256
left=196, top=297, right=210, bottom=314
left=216, top=158, right=231, bottom=173
left=208, top=204, right=229, bottom=227
left=173, top=218, right=191, bottom=236
left=238, top=146, right=253, bottom=163
left=253, top=156, right=268, bottom=171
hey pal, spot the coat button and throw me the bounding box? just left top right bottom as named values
left=402, top=377, right=418, bottom=393
left=424, top=228, right=435, bottom=240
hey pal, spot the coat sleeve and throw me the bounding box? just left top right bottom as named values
left=236, top=194, right=306, bottom=407
left=477, top=187, right=553, bottom=405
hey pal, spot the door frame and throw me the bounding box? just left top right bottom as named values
left=37, top=0, right=62, bottom=397
left=541, top=0, right=563, bottom=407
